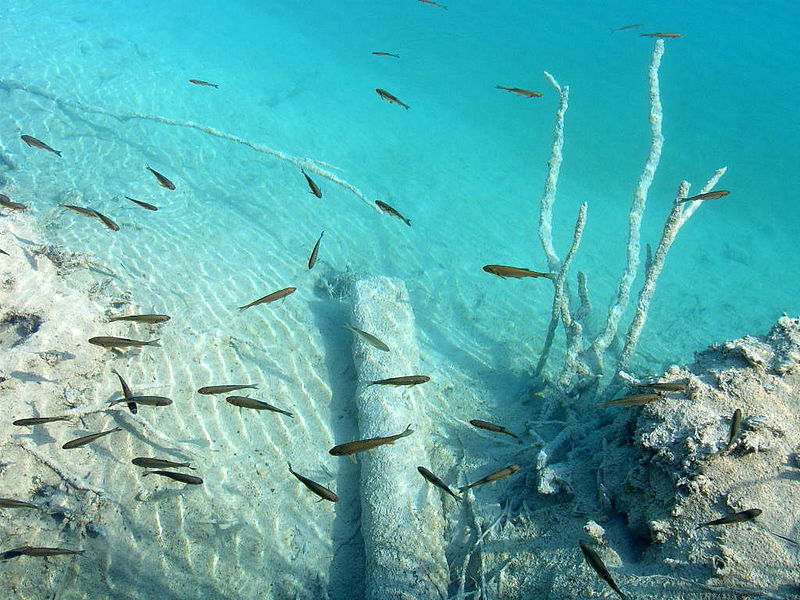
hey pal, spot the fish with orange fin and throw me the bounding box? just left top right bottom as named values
left=482, top=265, right=554, bottom=280
left=496, top=86, right=542, bottom=98
left=189, top=79, right=218, bottom=88
left=146, top=166, right=176, bottom=190
left=375, top=88, right=410, bottom=109
left=20, top=135, right=61, bottom=157
left=640, top=32, right=682, bottom=38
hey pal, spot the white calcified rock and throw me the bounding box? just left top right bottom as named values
left=583, top=520, right=606, bottom=543
left=351, top=277, right=448, bottom=600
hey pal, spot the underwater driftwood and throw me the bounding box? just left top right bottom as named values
left=350, top=277, right=448, bottom=600
left=535, top=40, right=727, bottom=391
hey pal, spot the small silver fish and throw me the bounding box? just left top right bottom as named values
left=308, top=231, right=324, bottom=269
left=697, top=508, right=762, bottom=528
left=62, top=427, right=122, bottom=449
left=142, top=470, right=203, bottom=485
left=225, top=396, right=293, bottom=417
left=197, top=384, right=257, bottom=395
left=132, top=457, right=195, bottom=470
left=579, top=540, right=629, bottom=600
left=288, top=463, right=338, bottom=502
left=725, top=408, right=743, bottom=452
left=0, top=498, right=39, bottom=509
left=344, top=324, right=390, bottom=352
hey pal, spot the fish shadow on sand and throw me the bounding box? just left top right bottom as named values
left=10, top=370, right=58, bottom=384
left=306, top=297, right=366, bottom=599
left=11, top=426, right=58, bottom=446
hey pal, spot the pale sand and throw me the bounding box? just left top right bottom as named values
left=2, top=205, right=798, bottom=599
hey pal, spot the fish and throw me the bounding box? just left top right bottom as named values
left=375, top=88, right=410, bottom=109
left=189, top=79, right=218, bottom=88
left=677, top=190, right=730, bottom=204
left=482, top=264, right=553, bottom=279
left=146, top=166, right=176, bottom=190
left=142, top=470, right=204, bottom=485
left=197, top=384, right=258, bottom=395
left=225, top=396, right=294, bottom=417
left=579, top=540, right=630, bottom=600
left=639, top=381, right=688, bottom=392
left=697, top=508, right=762, bottom=528
left=308, top=231, right=324, bottom=269
left=372, top=52, right=400, bottom=58
left=59, top=204, right=100, bottom=218
left=329, top=424, right=414, bottom=456
left=93, top=210, right=120, bottom=231
left=288, top=463, right=338, bottom=502
left=495, top=86, right=543, bottom=98
left=300, top=169, right=323, bottom=198
left=611, top=23, right=643, bottom=33
left=599, top=393, right=662, bottom=407
left=62, top=427, right=122, bottom=449
left=375, top=200, right=411, bottom=226
left=125, top=196, right=158, bottom=211
left=344, top=324, right=390, bottom=352
left=640, top=32, right=682, bottom=38
left=417, top=466, right=460, bottom=502
left=111, top=395, right=172, bottom=407
left=20, top=135, right=62, bottom=157
left=108, top=314, right=171, bottom=324
left=724, top=408, right=743, bottom=452
left=12, top=416, right=70, bottom=426
left=459, top=464, right=520, bottom=492
left=469, top=419, right=521, bottom=441
left=0, top=194, right=27, bottom=210
left=88, top=336, right=161, bottom=349
left=132, top=457, right=195, bottom=470
left=418, top=0, right=447, bottom=8
left=0, top=498, right=39, bottom=509
left=1, top=546, right=83, bottom=560
left=238, top=286, right=296, bottom=311
left=367, top=375, right=429, bottom=386
left=111, top=368, right=137, bottom=415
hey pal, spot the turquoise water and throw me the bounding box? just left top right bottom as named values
left=1, top=0, right=798, bottom=598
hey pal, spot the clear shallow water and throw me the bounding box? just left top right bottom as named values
left=1, top=0, right=798, bottom=597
